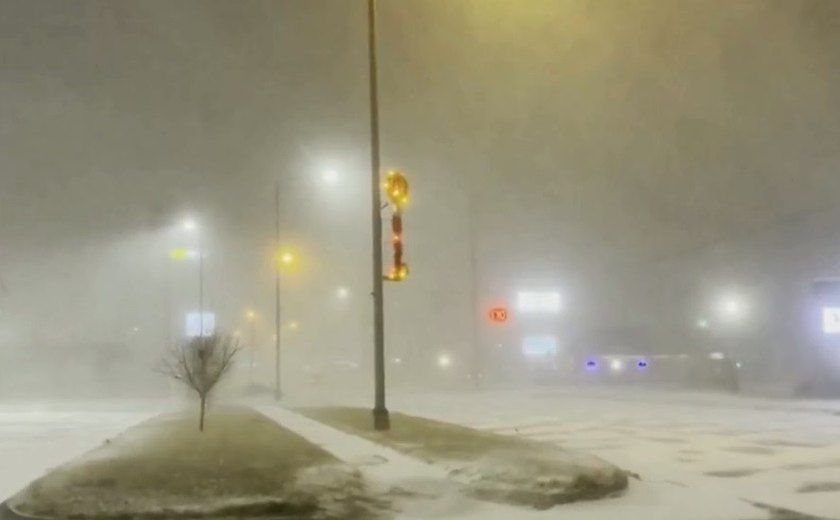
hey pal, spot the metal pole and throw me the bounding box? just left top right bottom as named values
left=368, top=0, right=389, bottom=431
left=198, top=229, right=204, bottom=338
left=165, top=259, right=173, bottom=348
left=468, top=191, right=481, bottom=388
left=249, top=319, right=256, bottom=386
left=274, top=181, right=283, bottom=400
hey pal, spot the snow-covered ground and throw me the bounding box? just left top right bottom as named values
left=3, top=390, right=839, bottom=519
left=389, top=387, right=840, bottom=519
left=0, top=400, right=168, bottom=500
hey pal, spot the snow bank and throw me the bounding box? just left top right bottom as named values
left=448, top=447, right=628, bottom=509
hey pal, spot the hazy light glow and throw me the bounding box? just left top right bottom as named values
left=709, top=352, right=726, bottom=360
left=280, top=252, right=295, bottom=265
left=822, top=307, right=840, bottom=334
left=246, top=310, right=256, bottom=320
left=336, top=287, right=350, bottom=299
left=437, top=354, right=452, bottom=368
left=716, top=293, right=747, bottom=321
left=516, top=291, right=562, bottom=314
left=696, top=319, right=710, bottom=329
left=182, top=218, right=197, bottom=232
left=610, top=359, right=624, bottom=372
left=288, top=321, right=299, bottom=331
left=322, top=169, right=339, bottom=184
left=169, top=248, right=200, bottom=261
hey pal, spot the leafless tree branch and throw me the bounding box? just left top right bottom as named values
left=158, top=334, right=239, bottom=431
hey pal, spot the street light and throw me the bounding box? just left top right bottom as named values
left=279, top=252, right=295, bottom=266
left=437, top=354, right=452, bottom=369
left=245, top=309, right=257, bottom=386
left=182, top=219, right=197, bottom=232
left=367, top=0, right=390, bottom=431
left=322, top=169, right=339, bottom=185
left=336, top=287, right=350, bottom=300
left=716, top=293, right=747, bottom=322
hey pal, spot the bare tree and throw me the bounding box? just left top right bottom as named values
left=159, top=335, right=239, bottom=431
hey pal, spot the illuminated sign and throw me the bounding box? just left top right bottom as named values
left=488, top=307, right=508, bottom=323
left=521, top=335, right=558, bottom=358
left=823, top=307, right=840, bottom=334
left=185, top=312, right=216, bottom=337
left=516, top=291, right=561, bottom=314
left=169, top=248, right=198, bottom=261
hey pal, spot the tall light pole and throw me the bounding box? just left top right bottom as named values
left=468, top=187, right=481, bottom=388
left=368, top=0, right=389, bottom=431
left=198, top=230, right=204, bottom=336
left=182, top=218, right=204, bottom=337
left=274, top=182, right=283, bottom=400
left=247, top=310, right=257, bottom=386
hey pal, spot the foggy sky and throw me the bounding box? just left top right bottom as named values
left=1, top=1, right=839, bottom=372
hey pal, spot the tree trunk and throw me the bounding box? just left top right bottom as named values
left=199, top=395, right=206, bottom=432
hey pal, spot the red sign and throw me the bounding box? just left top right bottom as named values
left=489, top=307, right=508, bottom=323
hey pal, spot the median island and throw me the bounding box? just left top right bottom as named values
left=299, top=406, right=629, bottom=510
left=7, top=407, right=371, bottom=519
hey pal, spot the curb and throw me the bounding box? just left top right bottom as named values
left=0, top=502, right=48, bottom=520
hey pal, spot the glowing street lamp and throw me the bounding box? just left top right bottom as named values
left=322, top=169, right=339, bottom=185
left=279, top=251, right=295, bottom=266
left=716, top=293, right=747, bottom=322
left=182, top=218, right=197, bottom=232
left=437, top=354, right=452, bottom=369
left=336, top=287, right=350, bottom=300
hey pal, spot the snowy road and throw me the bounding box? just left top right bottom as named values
left=391, top=387, right=840, bottom=519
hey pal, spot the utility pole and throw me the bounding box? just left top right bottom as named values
left=274, top=181, right=283, bottom=400
left=368, top=0, right=390, bottom=431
